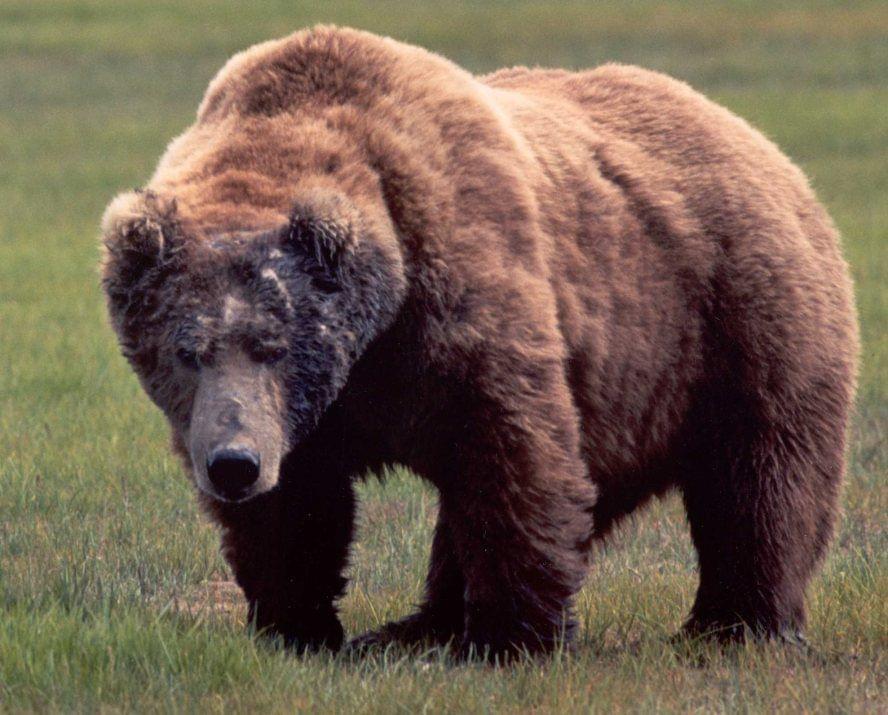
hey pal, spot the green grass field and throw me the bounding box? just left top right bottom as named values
left=1, top=1, right=885, bottom=711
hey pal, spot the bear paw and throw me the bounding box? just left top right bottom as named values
left=348, top=610, right=461, bottom=653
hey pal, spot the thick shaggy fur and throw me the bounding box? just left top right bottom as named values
left=101, top=26, right=859, bottom=657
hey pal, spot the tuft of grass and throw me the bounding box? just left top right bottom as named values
left=1, top=1, right=885, bottom=711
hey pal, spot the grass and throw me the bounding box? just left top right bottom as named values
left=0, top=1, right=885, bottom=711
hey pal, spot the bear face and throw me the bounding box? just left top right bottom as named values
left=101, top=189, right=406, bottom=502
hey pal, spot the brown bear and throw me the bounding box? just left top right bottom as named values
left=100, top=26, right=859, bottom=658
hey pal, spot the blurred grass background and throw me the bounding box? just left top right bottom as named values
left=0, top=1, right=885, bottom=711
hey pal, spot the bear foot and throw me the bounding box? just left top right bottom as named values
left=457, top=601, right=575, bottom=664
left=348, top=610, right=460, bottom=653
left=254, top=611, right=345, bottom=654
left=681, top=617, right=809, bottom=650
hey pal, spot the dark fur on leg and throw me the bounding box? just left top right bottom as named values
left=202, top=464, right=355, bottom=653
left=681, top=384, right=847, bottom=646
left=434, top=376, right=596, bottom=662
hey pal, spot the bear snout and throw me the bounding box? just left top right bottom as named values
left=186, top=351, right=287, bottom=501
left=206, top=446, right=261, bottom=501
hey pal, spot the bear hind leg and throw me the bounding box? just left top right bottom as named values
left=681, top=392, right=846, bottom=643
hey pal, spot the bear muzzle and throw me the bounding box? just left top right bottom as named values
left=187, top=352, right=285, bottom=503
left=206, top=446, right=261, bottom=501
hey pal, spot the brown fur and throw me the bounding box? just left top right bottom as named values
left=101, top=26, right=859, bottom=657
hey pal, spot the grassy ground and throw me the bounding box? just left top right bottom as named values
left=0, top=1, right=885, bottom=711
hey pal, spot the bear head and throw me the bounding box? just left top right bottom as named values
left=100, top=188, right=405, bottom=502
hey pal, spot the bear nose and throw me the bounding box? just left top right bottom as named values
left=206, top=447, right=260, bottom=499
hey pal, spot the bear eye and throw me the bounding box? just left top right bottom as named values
left=175, top=347, right=200, bottom=370
left=248, top=343, right=288, bottom=365
left=264, top=346, right=288, bottom=365
left=309, top=272, right=341, bottom=294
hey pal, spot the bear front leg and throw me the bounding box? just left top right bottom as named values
left=441, top=384, right=596, bottom=660
left=202, top=476, right=355, bottom=652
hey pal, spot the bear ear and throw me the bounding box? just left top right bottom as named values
left=100, top=189, right=178, bottom=312
left=284, top=194, right=359, bottom=290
